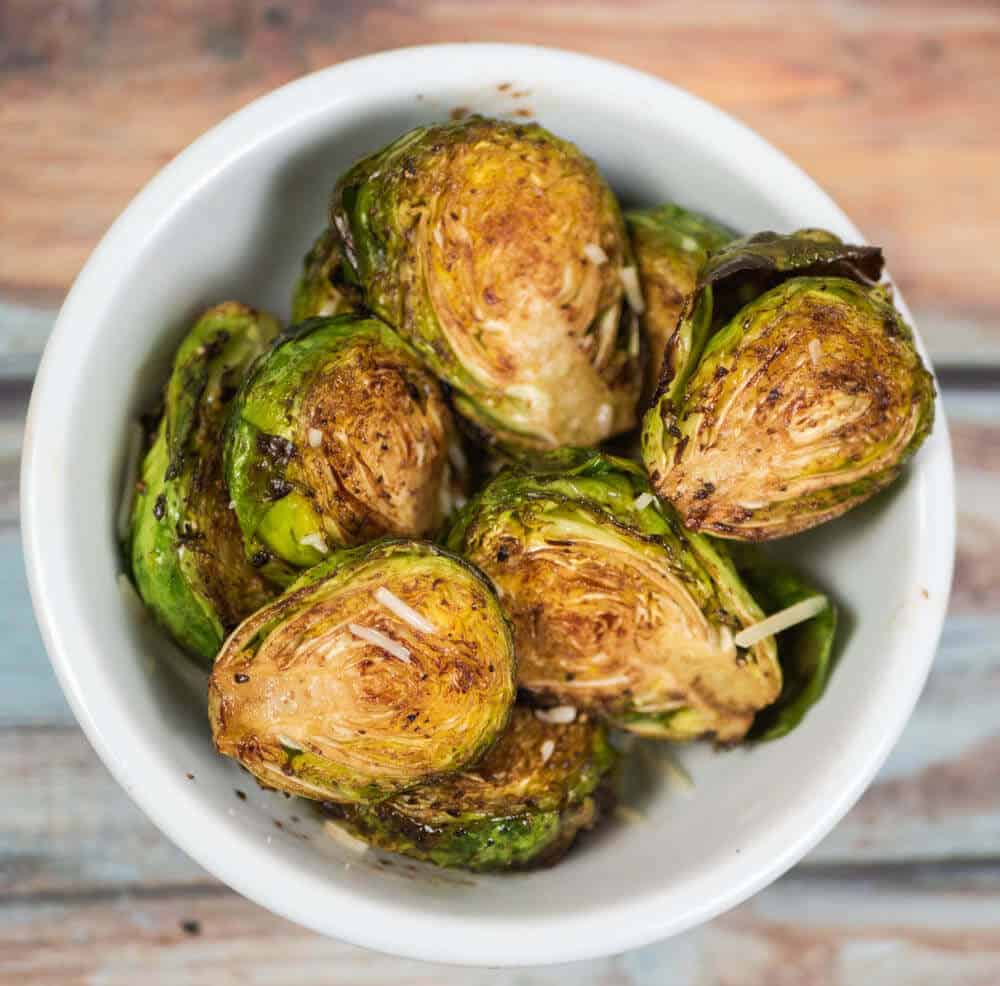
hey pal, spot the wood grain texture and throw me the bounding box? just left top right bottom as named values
left=4, top=866, right=1000, bottom=985
left=3, top=6, right=998, bottom=972
left=1, top=1, right=999, bottom=365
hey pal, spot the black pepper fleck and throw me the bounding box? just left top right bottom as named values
left=266, top=477, right=293, bottom=500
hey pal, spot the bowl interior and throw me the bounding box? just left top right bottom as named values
left=23, top=46, right=953, bottom=965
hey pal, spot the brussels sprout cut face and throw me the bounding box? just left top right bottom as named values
left=447, top=450, right=782, bottom=742
left=653, top=228, right=886, bottom=410
left=225, top=315, right=458, bottom=584
left=645, top=277, right=935, bottom=540
left=209, top=540, right=517, bottom=803
left=644, top=229, right=934, bottom=540
left=332, top=116, right=642, bottom=451
left=291, top=227, right=363, bottom=323
left=626, top=204, right=733, bottom=396
left=130, top=302, right=280, bottom=662
left=326, top=706, right=616, bottom=870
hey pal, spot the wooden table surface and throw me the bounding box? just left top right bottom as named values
left=2, top=2, right=999, bottom=983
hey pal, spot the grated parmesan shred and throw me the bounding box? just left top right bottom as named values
left=375, top=586, right=435, bottom=634
left=619, top=266, right=646, bottom=314
left=448, top=440, right=468, bottom=473
left=734, top=595, right=828, bottom=649
left=349, top=623, right=412, bottom=663
left=308, top=427, right=324, bottom=448
left=535, top=705, right=577, bottom=725
left=809, top=338, right=822, bottom=367
left=582, top=242, right=608, bottom=265
left=628, top=315, right=641, bottom=359
left=323, top=820, right=370, bottom=854
left=633, top=492, right=654, bottom=511
left=540, top=739, right=555, bottom=763
left=299, top=532, right=329, bottom=554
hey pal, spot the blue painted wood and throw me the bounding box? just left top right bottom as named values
left=0, top=532, right=71, bottom=727
left=0, top=302, right=56, bottom=380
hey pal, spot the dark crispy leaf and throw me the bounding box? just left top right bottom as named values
left=731, top=548, right=839, bottom=741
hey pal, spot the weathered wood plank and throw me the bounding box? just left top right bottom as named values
left=1, top=0, right=998, bottom=365
left=4, top=866, right=1000, bottom=985
left=0, top=726, right=206, bottom=897
left=0, top=536, right=69, bottom=729
left=0, top=304, right=55, bottom=381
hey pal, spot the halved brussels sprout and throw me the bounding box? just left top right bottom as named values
left=331, top=116, right=643, bottom=451
left=446, top=449, right=782, bottom=742
left=626, top=203, right=733, bottom=397
left=208, top=539, right=517, bottom=803
left=643, top=230, right=935, bottom=540
left=291, top=226, right=363, bottom=323
left=325, top=705, right=616, bottom=870
left=224, top=315, right=460, bottom=585
left=130, top=302, right=280, bottom=662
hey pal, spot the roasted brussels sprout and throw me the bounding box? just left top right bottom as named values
left=446, top=449, right=782, bottom=742
left=225, top=315, right=460, bottom=585
left=626, top=203, right=733, bottom=396
left=130, top=302, right=280, bottom=662
left=291, top=226, right=363, bottom=323
left=209, top=539, right=517, bottom=803
left=325, top=705, right=616, bottom=870
left=643, top=230, right=935, bottom=540
left=330, top=116, right=643, bottom=451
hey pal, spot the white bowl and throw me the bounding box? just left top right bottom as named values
left=21, top=44, right=954, bottom=966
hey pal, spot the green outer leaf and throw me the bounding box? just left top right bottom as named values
left=131, top=429, right=222, bottom=659
left=731, top=547, right=839, bottom=741
left=617, top=707, right=719, bottom=741
left=626, top=203, right=735, bottom=400
left=625, top=203, right=734, bottom=262
left=129, top=303, right=280, bottom=662
left=326, top=708, right=617, bottom=870
left=223, top=314, right=433, bottom=584
left=291, top=227, right=363, bottom=323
